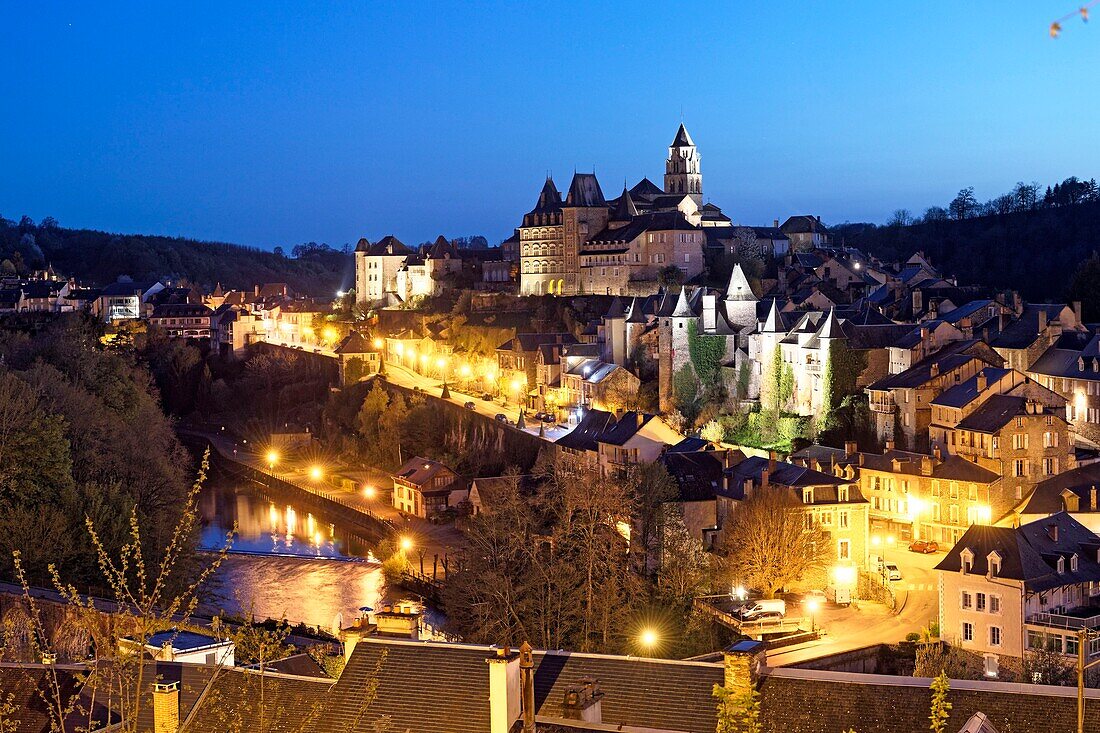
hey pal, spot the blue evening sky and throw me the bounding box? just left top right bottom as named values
left=3, top=2, right=1098, bottom=249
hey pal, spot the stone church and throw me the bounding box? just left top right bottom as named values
left=517, top=124, right=732, bottom=297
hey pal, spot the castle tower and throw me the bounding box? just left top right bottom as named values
left=562, top=173, right=608, bottom=296
left=603, top=297, right=627, bottom=365
left=659, top=287, right=698, bottom=412
left=724, top=263, right=760, bottom=330
left=665, top=123, right=702, bottom=205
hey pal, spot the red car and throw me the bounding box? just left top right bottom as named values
left=908, top=539, right=939, bottom=554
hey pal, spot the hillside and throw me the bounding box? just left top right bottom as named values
left=0, top=216, right=352, bottom=296
left=833, top=198, right=1100, bottom=306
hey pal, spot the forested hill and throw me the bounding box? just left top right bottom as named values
left=0, top=215, right=352, bottom=295
left=833, top=182, right=1100, bottom=306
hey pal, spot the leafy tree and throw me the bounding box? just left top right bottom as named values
left=723, top=488, right=828, bottom=598
left=657, top=265, right=684, bottom=288
left=656, top=507, right=715, bottom=601
left=714, top=678, right=761, bottom=733
left=1068, top=252, right=1100, bottom=322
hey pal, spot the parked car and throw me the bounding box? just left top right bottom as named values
left=481, top=393, right=494, bottom=401
left=464, top=401, right=476, bottom=410
left=908, top=539, right=939, bottom=554
left=738, top=599, right=786, bottom=621
left=494, top=413, right=508, bottom=422
left=801, top=589, right=828, bottom=606
left=884, top=563, right=903, bottom=582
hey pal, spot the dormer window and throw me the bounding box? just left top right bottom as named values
left=803, top=488, right=815, bottom=504
left=1057, top=557, right=1065, bottom=574
left=961, top=548, right=974, bottom=575
left=987, top=551, right=1001, bottom=578
left=1072, top=554, right=1079, bottom=573
left=839, top=486, right=849, bottom=502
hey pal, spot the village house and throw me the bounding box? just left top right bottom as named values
left=594, top=411, right=681, bottom=478
left=936, top=512, right=1100, bottom=679
left=148, top=303, right=214, bottom=340
left=1027, top=330, right=1100, bottom=446
left=496, top=332, right=577, bottom=406
left=390, top=457, right=467, bottom=519
left=354, top=235, right=415, bottom=303
left=95, top=280, right=165, bottom=322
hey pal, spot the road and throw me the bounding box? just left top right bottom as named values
left=767, top=547, right=941, bottom=666
left=381, top=363, right=574, bottom=442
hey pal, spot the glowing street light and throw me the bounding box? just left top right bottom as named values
left=309, top=466, right=323, bottom=481
left=638, top=628, right=659, bottom=653
left=805, top=598, right=821, bottom=633
left=266, top=450, right=279, bottom=472
left=322, top=326, right=339, bottom=344
left=399, top=536, right=413, bottom=552
left=364, top=485, right=376, bottom=500
left=459, top=364, right=472, bottom=378
left=373, top=338, right=384, bottom=349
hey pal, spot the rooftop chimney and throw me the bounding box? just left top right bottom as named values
left=930, top=363, right=940, bottom=378
left=1092, top=486, right=1097, bottom=512
left=520, top=642, right=536, bottom=733
left=1047, top=524, right=1059, bottom=543
left=563, top=678, right=604, bottom=724
left=1039, top=308, right=1048, bottom=332
left=933, top=445, right=942, bottom=462
left=885, top=439, right=896, bottom=453
left=487, top=647, right=522, bottom=733
left=153, top=682, right=180, bottom=733
left=768, top=450, right=778, bottom=473
left=921, top=456, right=934, bottom=476
left=773, top=218, right=779, bottom=228
left=976, top=371, right=987, bottom=392
left=844, top=441, right=858, bottom=458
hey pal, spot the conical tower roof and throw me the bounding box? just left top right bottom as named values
left=671, top=122, right=695, bottom=148
left=612, top=187, right=639, bottom=221
left=625, top=297, right=647, bottom=324
left=605, top=296, right=625, bottom=319
left=816, top=308, right=844, bottom=340
left=672, top=287, right=694, bottom=318
left=724, top=264, right=758, bottom=302
left=530, top=177, right=563, bottom=213
left=762, top=299, right=784, bottom=333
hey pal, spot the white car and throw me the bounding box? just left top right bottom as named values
left=884, top=562, right=902, bottom=582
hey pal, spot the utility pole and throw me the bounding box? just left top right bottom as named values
left=1076, top=627, right=1100, bottom=733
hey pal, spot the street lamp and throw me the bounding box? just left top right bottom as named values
left=805, top=598, right=821, bottom=633
left=364, top=485, right=376, bottom=500
left=400, top=536, right=413, bottom=553
left=266, top=450, right=279, bottom=473
left=639, top=628, right=659, bottom=653
left=309, top=466, right=323, bottom=481
left=373, top=338, right=384, bottom=349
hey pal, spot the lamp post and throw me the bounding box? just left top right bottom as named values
left=638, top=628, right=659, bottom=656
left=806, top=598, right=820, bottom=633
left=266, top=450, right=279, bottom=477
left=1076, top=628, right=1100, bottom=733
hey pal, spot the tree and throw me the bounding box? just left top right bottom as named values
left=929, top=671, right=951, bottom=733
left=948, top=187, right=978, bottom=220
left=626, top=462, right=678, bottom=576
left=723, top=489, right=828, bottom=598
left=714, top=678, right=761, bottom=733
left=657, top=265, right=684, bottom=288
left=888, top=209, right=913, bottom=227
left=1012, top=181, right=1041, bottom=211
left=1068, top=252, right=1100, bottom=322
left=656, top=508, right=714, bottom=601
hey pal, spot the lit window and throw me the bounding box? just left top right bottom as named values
left=963, top=622, right=974, bottom=642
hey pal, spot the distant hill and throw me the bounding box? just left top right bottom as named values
left=834, top=199, right=1100, bottom=304
left=0, top=216, right=352, bottom=296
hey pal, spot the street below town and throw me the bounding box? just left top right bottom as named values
left=767, top=545, right=941, bottom=666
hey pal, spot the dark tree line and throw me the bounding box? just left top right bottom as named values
left=0, top=215, right=351, bottom=296
left=833, top=175, right=1100, bottom=304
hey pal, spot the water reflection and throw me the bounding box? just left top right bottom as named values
left=198, top=476, right=386, bottom=632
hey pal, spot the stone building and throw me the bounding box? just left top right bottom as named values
left=1027, top=330, right=1100, bottom=445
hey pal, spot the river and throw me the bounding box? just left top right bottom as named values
left=196, top=472, right=387, bottom=635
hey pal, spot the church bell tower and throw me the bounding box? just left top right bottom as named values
left=664, top=123, right=702, bottom=205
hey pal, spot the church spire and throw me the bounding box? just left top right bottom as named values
left=724, top=263, right=758, bottom=302
left=665, top=122, right=702, bottom=204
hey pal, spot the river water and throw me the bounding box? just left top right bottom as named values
left=196, top=473, right=386, bottom=635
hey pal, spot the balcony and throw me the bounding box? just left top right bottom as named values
left=869, top=401, right=895, bottom=415
left=1027, top=605, right=1100, bottom=630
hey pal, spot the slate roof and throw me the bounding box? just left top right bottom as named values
left=671, top=122, right=695, bottom=148
left=955, top=394, right=1031, bottom=433
left=867, top=340, right=994, bottom=391
left=857, top=449, right=1001, bottom=484
left=586, top=211, right=700, bottom=245
left=661, top=450, right=728, bottom=502
left=935, top=512, right=1100, bottom=593
left=264, top=653, right=332, bottom=679
left=334, top=331, right=379, bottom=355
left=629, top=177, right=666, bottom=201
left=724, top=456, right=861, bottom=506
left=323, top=637, right=723, bottom=733
left=555, top=409, right=616, bottom=453
left=146, top=629, right=227, bottom=652
left=781, top=215, right=829, bottom=235
left=938, top=300, right=997, bottom=325
left=150, top=303, right=213, bottom=319
left=100, top=280, right=161, bottom=297
left=0, top=664, right=105, bottom=732
left=392, top=457, right=459, bottom=489
left=1020, top=463, right=1100, bottom=516
left=427, top=235, right=460, bottom=259
left=610, top=187, right=638, bottom=221
left=364, top=235, right=414, bottom=257
left=564, top=173, right=606, bottom=207
left=1029, top=333, right=1100, bottom=382
left=667, top=436, right=715, bottom=453
left=597, top=412, right=657, bottom=446
left=931, top=367, right=1012, bottom=408
left=989, top=304, right=1069, bottom=349
left=497, top=333, right=577, bottom=353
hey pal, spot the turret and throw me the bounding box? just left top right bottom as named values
left=665, top=123, right=702, bottom=205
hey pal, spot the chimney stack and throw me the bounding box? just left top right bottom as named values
left=520, top=642, right=536, bottom=733
left=153, top=682, right=180, bottom=733
left=885, top=439, right=895, bottom=453
left=976, top=371, right=987, bottom=392
left=1039, top=308, right=1048, bottom=332
left=844, top=441, right=858, bottom=458
left=1047, top=523, right=1059, bottom=543
left=929, top=363, right=940, bottom=378
left=760, top=467, right=770, bottom=490
left=933, top=445, right=942, bottom=462
left=563, top=678, right=604, bottom=724
left=1092, top=486, right=1097, bottom=511
left=487, top=646, right=522, bottom=733
left=768, top=450, right=778, bottom=473
left=773, top=218, right=779, bottom=229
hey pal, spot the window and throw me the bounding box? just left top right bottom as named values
left=992, top=436, right=999, bottom=451
left=950, top=482, right=959, bottom=499
left=968, top=484, right=978, bottom=500
left=839, top=486, right=849, bottom=502
left=1013, top=433, right=1027, bottom=450
left=950, top=505, right=960, bottom=524
left=1044, top=431, right=1058, bottom=448
left=989, top=626, right=1001, bottom=647
left=1044, top=457, right=1057, bottom=476
left=803, top=488, right=814, bottom=504
left=932, top=502, right=941, bottom=521
left=838, top=539, right=850, bottom=560
left=839, top=511, right=849, bottom=529
left=961, top=591, right=973, bottom=609
left=976, top=592, right=987, bottom=612
left=1014, top=459, right=1027, bottom=478
left=1072, top=554, right=1080, bottom=572
left=990, top=595, right=1001, bottom=613
left=821, top=512, right=833, bottom=526
left=1067, top=634, right=1079, bottom=657
left=931, top=481, right=941, bottom=497
left=963, top=622, right=974, bottom=642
